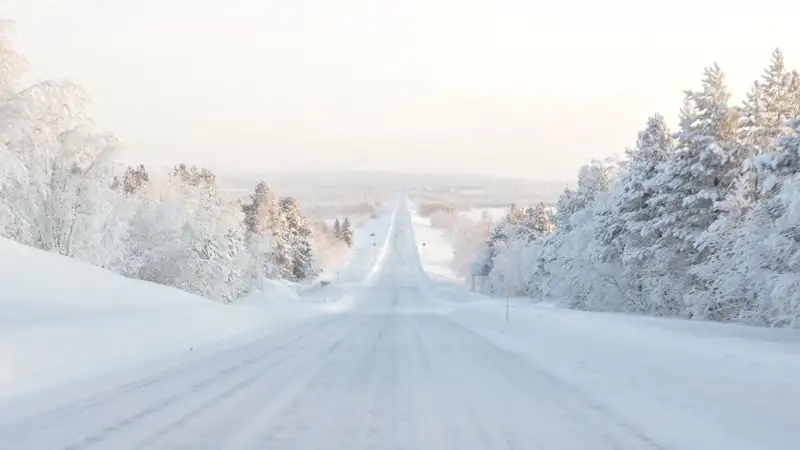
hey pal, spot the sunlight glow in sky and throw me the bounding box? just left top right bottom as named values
left=3, top=0, right=799, bottom=179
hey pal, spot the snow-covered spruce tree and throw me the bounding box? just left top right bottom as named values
left=278, top=197, right=314, bottom=281
left=643, top=65, right=742, bottom=318
left=790, top=69, right=800, bottom=120
left=737, top=49, right=799, bottom=202
left=761, top=119, right=800, bottom=184
left=613, top=114, right=676, bottom=313
left=475, top=206, right=513, bottom=289
left=333, top=218, right=342, bottom=239
left=241, top=181, right=280, bottom=278
left=758, top=49, right=797, bottom=140
left=341, top=217, right=354, bottom=247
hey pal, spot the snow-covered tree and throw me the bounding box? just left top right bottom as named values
left=736, top=49, right=799, bottom=202
left=341, top=217, right=354, bottom=247
left=607, top=115, right=676, bottom=311
left=241, top=181, right=281, bottom=278
left=758, top=49, right=797, bottom=140
left=120, top=170, right=255, bottom=302
left=333, top=218, right=342, bottom=239
left=277, top=197, right=314, bottom=281
left=0, top=23, right=130, bottom=266
left=649, top=65, right=740, bottom=259
left=111, top=164, right=150, bottom=196
left=761, top=120, right=800, bottom=185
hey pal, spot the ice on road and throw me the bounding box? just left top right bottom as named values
left=0, top=202, right=798, bottom=450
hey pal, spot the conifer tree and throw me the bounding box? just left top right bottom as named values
left=341, top=217, right=354, bottom=247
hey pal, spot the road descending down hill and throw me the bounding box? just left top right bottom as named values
left=0, top=199, right=798, bottom=450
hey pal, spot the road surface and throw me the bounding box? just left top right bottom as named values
left=0, top=202, right=796, bottom=450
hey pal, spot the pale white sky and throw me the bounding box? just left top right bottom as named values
left=2, top=0, right=799, bottom=179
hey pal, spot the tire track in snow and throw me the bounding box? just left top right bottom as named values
left=440, top=316, right=667, bottom=450
left=0, top=318, right=341, bottom=450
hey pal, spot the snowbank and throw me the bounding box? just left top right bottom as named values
left=0, top=237, right=329, bottom=398
left=445, top=301, right=800, bottom=450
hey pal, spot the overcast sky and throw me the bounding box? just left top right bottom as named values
left=2, top=0, right=799, bottom=180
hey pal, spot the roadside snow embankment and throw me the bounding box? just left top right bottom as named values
left=0, top=237, right=325, bottom=398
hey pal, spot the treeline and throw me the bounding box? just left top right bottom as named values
left=477, top=49, right=800, bottom=328
left=0, top=21, right=341, bottom=302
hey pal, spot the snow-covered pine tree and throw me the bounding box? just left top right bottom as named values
left=651, top=64, right=741, bottom=259
left=514, top=203, right=554, bottom=243
left=736, top=49, right=799, bottom=202
left=241, top=181, right=280, bottom=278
left=341, top=217, right=354, bottom=247
left=476, top=204, right=521, bottom=279
left=617, top=114, right=673, bottom=237
left=759, top=49, right=796, bottom=139
left=242, top=181, right=273, bottom=235
left=645, top=65, right=743, bottom=318
left=767, top=120, right=800, bottom=181
left=333, top=218, right=342, bottom=240
left=112, top=164, right=150, bottom=196
left=279, top=197, right=314, bottom=281
left=790, top=70, right=800, bottom=120
left=613, top=114, right=675, bottom=310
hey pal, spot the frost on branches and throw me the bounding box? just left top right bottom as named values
left=0, top=21, right=129, bottom=268
left=0, top=20, right=322, bottom=303
left=474, top=50, right=800, bottom=328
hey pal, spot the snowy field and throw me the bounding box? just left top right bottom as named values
left=0, top=197, right=797, bottom=450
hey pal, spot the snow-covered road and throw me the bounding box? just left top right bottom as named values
left=0, top=201, right=798, bottom=449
